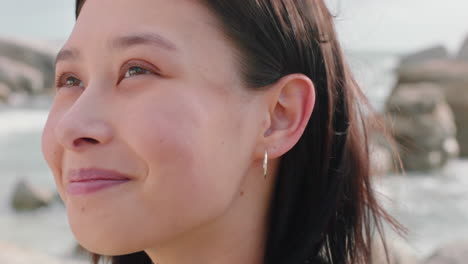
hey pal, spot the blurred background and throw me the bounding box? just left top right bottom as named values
left=0, top=0, right=467, bottom=263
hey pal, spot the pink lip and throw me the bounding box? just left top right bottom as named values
left=67, top=168, right=131, bottom=195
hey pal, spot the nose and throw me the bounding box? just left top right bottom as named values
left=54, top=91, right=114, bottom=152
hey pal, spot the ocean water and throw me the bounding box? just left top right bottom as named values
left=1, top=0, right=468, bottom=261
left=377, top=162, right=468, bottom=257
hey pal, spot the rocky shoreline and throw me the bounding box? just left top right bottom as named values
left=0, top=37, right=58, bottom=107
left=373, top=35, right=468, bottom=173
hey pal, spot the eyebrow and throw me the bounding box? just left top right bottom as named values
left=55, top=48, right=80, bottom=66
left=55, top=32, right=178, bottom=66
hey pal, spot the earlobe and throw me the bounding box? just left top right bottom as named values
left=262, top=74, right=315, bottom=159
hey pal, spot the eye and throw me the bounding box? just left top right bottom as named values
left=55, top=73, right=84, bottom=89
left=65, top=76, right=83, bottom=87
left=124, top=66, right=153, bottom=78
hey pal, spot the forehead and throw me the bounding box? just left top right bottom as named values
left=70, top=0, right=222, bottom=53
left=77, top=0, right=214, bottom=25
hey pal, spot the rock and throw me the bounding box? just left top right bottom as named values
left=399, top=45, right=449, bottom=67
left=387, top=85, right=443, bottom=116
left=0, top=56, right=45, bottom=93
left=0, top=82, right=10, bottom=102
left=371, top=235, right=420, bottom=264
left=0, top=38, right=55, bottom=91
left=397, top=60, right=468, bottom=84
left=425, top=240, right=468, bottom=264
left=396, top=60, right=468, bottom=156
left=457, top=36, right=468, bottom=61
left=10, top=179, right=54, bottom=211
left=385, top=83, right=459, bottom=171
left=0, top=241, right=86, bottom=264
left=52, top=191, right=64, bottom=205
left=0, top=65, right=16, bottom=93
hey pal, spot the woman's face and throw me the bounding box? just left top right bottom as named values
left=42, top=0, right=268, bottom=255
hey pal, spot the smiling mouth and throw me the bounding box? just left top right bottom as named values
left=67, top=168, right=132, bottom=195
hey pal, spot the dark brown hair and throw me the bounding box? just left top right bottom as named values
left=75, top=1, right=402, bottom=263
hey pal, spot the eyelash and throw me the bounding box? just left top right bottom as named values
left=54, top=61, right=160, bottom=89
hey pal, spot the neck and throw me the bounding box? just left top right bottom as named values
left=145, top=159, right=279, bottom=264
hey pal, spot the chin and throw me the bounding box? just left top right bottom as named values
left=75, top=232, right=144, bottom=256
left=68, top=218, right=144, bottom=256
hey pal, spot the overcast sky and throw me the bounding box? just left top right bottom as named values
left=326, top=0, right=468, bottom=53
left=0, top=0, right=467, bottom=53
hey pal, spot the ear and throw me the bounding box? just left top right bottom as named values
left=258, top=73, right=315, bottom=159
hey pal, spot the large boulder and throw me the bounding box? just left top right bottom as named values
left=0, top=38, right=55, bottom=92
left=395, top=60, right=468, bottom=156
left=10, top=179, right=54, bottom=211
left=385, top=83, right=459, bottom=171
left=425, top=240, right=468, bottom=264
left=0, top=82, right=10, bottom=102
left=399, top=45, right=449, bottom=67
left=0, top=65, right=15, bottom=93
left=0, top=56, right=45, bottom=93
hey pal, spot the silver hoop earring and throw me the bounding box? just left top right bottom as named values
left=263, top=150, right=268, bottom=178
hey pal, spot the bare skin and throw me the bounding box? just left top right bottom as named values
left=41, top=0, right=315, bottom=263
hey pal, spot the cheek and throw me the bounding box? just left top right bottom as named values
left=122, top=92, right=243, bottom=229
left=129, top=95, right=221, bottom=198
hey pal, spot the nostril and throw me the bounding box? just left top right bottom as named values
left=73, top=137, right=99, bottom=147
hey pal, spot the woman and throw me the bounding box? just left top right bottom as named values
left=41, top=0, right=401, bottom=263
